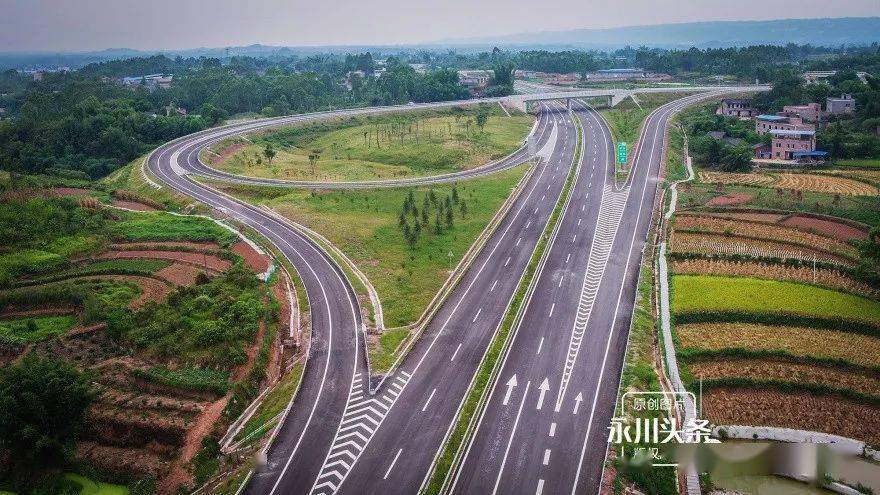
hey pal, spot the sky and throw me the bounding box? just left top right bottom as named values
left=1, top=0, right=879, bottom=52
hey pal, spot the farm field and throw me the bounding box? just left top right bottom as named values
left=206, top=106, right=533, bottom=181
left=671, top=275, right=880, bottom=325
left=703, top=387, right=880, bottom=446
left=0, top=194, right=298, bottom=493
left=214, top=162, right=529, bottom=328
left=697, top=170, right=879, bottom=196
left=676, top=323, right=880, bottom=368
left=669, top=231, right=857, bottom=266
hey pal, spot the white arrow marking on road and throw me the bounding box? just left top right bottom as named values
left=503, top=375, right=518, bottom=406
left=536, top=378, right=550, bottom=410
left=573, top=392, right=583, bottom=415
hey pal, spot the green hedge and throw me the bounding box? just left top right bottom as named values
left=673, top=310, right=880, bottom=337
left=132, top=366, right=229, bottom=395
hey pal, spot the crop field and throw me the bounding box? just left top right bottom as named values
left=672, top=215, right=860, bottom=260
left=670, top=258, right=879, bottom=299
left=834, top=158, right=880, bottom=169
left=209, top=107, right=533, bottom=181
left=698, top=211, right=785, bottom=223
left=228, top=163, right=528, bottom=327
left=677, top=323, right=880, bottom=368
left=703, top=387, right=880, bottom=445
left=669, top=232, right=857, bottom=267
left=778, top=214, right=868, bottom=242
left=0, top=315, right=77, bottom=344
left=109, top=212, right=238, bottom=246
left=698, top=171, right=878, bottom=196
left=688, top=358, right=880, bottom=397
left=671, top=275, right=880, bottom=325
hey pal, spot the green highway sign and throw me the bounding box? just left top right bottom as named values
left=616, top=142, right=627, bottom=164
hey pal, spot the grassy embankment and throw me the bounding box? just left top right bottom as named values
left=207, top=106, right=533, bottom=182
left=211, top=163, right=528, bottom=332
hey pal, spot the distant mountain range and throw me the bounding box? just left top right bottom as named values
left=2, top=16, right=879, bottom=71
left=445, top=16, right=880, bottom=49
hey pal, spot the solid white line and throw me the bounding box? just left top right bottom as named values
left=450, top=343, right=462, bottom=362
left=549, top=422, right=556, bottom=437
left=383, top=448, right=403, bottom=479
left=536, top=479, right=545, bottom=495
left=536, top=337, right=544, bottom=355
left=490, top=280, right=498, bottom=292
left=491, top=381, right=531, bottom=495
left=472, top=307, right=483, bottom=323
left=543, top=449, right=551, bottom=465
left=422, top=388, right=437, bottom=412
left=549, top=303, right=555, bottom=317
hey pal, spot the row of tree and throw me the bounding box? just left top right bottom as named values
left=398, top=188, right=467, bottom=247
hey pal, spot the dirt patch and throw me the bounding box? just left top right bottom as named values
left=705, top=193, right=753, bottom=207
left=48, top=187, right=95, bottom=197
left=703, top=387, right=880, bottom=446
left=699, top=212, right=784, bottom=223
left=157, top=396, right=229, bottom=495
left=208, top=141, right=247, bottom=166
left=232, top=241, right=270, bottom=273
left=77, top=441, right=168, bottom=478
left=0, top=304, right=76, bottom=319
left=780, top=215, right=868, bottom=242
left=112, top=199, right=158, bottom=211
left=156, top=263, right=205, bottom=286
left=96, top=250, right=231, bottom=272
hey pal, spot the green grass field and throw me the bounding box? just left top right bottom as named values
left=210, top=108, right=533, bottom=181
left=0, top=315, right=77, bottom=344
left=601, top=92, right=694, bottom=164
left=672, top=275, right=880, bottom=325
left=0, top=249, right=67, bottom=283
left=221, top=163, right=528, bottom=327
left=835, top=158, right=880, bottom=169
left=109, top=211, right=237, bottom=246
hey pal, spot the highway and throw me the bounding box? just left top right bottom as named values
left=450, top=91, right=724, bottom=495
left=144, top=88, right=752, bottom=494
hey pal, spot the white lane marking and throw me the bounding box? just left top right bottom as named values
left=577, top=218, right=581, bottom=226
left=540, top=194, right=545, bottom=201
left=491, top=381, right=531, bottom=495
left=422, top=388, right=437, bottom=412
left=549, top=422, right=556, bottom=437
left=526, top=220, right=531, bottom=229
left=588, top=181, right=592, bottom=187
left=536, top=337, right=544, bottom=355
left=536, top=479, right=545, bottom=495
left=534, top=207, right=539, bottom=214
left=502, top=375, right=518, bottom=406
left=450, top=343, right=462, bottom=362
left=383, top=448, right=403, bottom=479
left=581, top=204, right=585, bottom=212
left=516, top=237, right=522, bottom=246
left=546, top=184, right=550, bottom=191
left=572, top=234, right=577, bottom=243
left=490, top=280, right=498, bottom=292
left=504, top=257, right=511, bottom=267
left=573, top=392, right=583, bottom=415
left=472, top=308, right=483, bottom=323
left=543, top=449, right=551, bottom=465
left=565, top=253, right=571, bottom=263
left=548, top=303, right=555, bottom=317
left=558, top=275, right=564, bottom=288
left=536, top=378, right=550, bottom=410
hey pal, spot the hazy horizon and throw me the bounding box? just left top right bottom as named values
left=2, top=0, right=879, bottom=53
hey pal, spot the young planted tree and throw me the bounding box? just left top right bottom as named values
left=308, top=149, right=322, bottom=175
left=460, top=200, right=468, bottom=218
left=475, top=105, right=490, bottom=133
left=263, top=143, right=276, bottom=164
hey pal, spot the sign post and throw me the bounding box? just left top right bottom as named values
left=616, top=142, right=628, bottom=166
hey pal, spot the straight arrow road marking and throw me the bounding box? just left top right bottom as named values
left=502, top=375, right=518, bottom=406
left=536, top=378, right=550, bottom=410
left=573, top=392, right=583, bottom=415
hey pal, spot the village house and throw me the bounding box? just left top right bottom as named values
left=121, top=73, right=173, bottom=90
left=754, top=114, right=815, bottom=136
left=768, top=129, right=817, bottom=160
left=717, top=98, right=757, bottom=118
left=457, top=70, right=492, bottom=90
left=780, top=102, right=822, bottom=123
left=826, top=94, right=856, bottom=116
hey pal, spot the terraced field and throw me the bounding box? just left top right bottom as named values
left=698, top=171, right=879, bottom=196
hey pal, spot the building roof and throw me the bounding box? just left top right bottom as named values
left=596, top=68, right=644, bottom=73
left=792, top=151, right=829, bottom=157
left=771, top=129, right=815, bottom=137
left=757, top=114, right=787, bottom=121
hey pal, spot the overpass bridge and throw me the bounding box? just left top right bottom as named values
left=506, top=84, right=771, bottom=112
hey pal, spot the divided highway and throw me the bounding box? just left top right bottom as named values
left=145, top=89, right=751, bottom=494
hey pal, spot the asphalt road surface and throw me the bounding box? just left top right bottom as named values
left=146, top=89, right=745, bottom=494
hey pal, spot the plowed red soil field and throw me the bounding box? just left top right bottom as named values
left=232, top=241, right=269, bottom=273
left=97, top=250, right=231, bottom=272
left=780, top=215, right=868, bottom=242
left=706, top=193, right=752, bottom=206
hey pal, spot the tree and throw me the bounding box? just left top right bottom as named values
left=263, top=143, right=276, bottom=164
left=308, top=149, right=322, bottom=175
left=445, top=206, right=454, bottom=228
left=475, top=105, right=490, bottom=132
left=0, top=356, right=94, bottom=486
